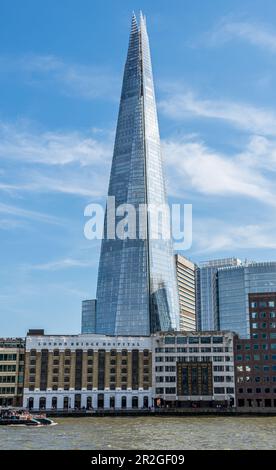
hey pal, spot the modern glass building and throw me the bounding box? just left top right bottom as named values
left=196, top=258, right=241, bottom=331
left=95, top=13, right=180, bottom=336
left=218, top=262, right=276, bottom=338
left=81, top=300, right=97, bottom=334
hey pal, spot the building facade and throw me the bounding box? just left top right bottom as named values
left=196, top=258, right=241, bottom=331
left=95, top=12, right=180, bottom=336
left=175, top=254, right=196, bottom=331
left=235, top=292, right=276, bottom=409
left=23, top=331, right=152, bottom=410
left=23, top=330, right=236, bottom=410
left=0, top=338, right=25, bottom=407
left=81, top=299, right=97, bottom=334
left=218, top=262, right=276, bottom=338
left=153, top=331, right=236, bottom=408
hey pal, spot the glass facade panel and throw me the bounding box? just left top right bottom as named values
left=95, top=14, right=179, bottom=335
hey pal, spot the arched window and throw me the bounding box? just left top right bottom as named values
left=143, top=396, right=149, bottom=408
left=39, top=397, right=46, bottom=410
left=97, top=393, right=104, bottom=409
left=121, top=396, right=127, bottom=409
left=110, top=396, right=115, bottom=408
left=28, top=397, right=34, bottom=410
left=132, top=396, right=138, bottom=408
left=52, top=396, right=57, bottom=409
left=87, top=397, right=92, bottom=409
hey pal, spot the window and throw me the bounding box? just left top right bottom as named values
left=252, top=334, right=258, bottom=339
left=165, top=387, right=176, bottom=394
left=177, top=337, right=187, bottom=344
left=200, top=337, right=211, bottom=344
left=214, top=387, right=225, bottom=394
left=271, top=344, right=276, bottom=350
left=261, top=323, right=267, bottom=328
left=270, top=312, right=276, bottom=318
left=164, top=337, right=175, bottom=344
left=188, top=337, right=199, bottom=344
left=269, top=301, right=275, bottom=307
left=253, top=345, right=259, bottom=350
left=256, top=388, right=261, bottom=393
left=251, top=312, right=258, bottom=319
left=252, top=323, right=258, bottom=329
left=253, top=354, right=260, bottom=360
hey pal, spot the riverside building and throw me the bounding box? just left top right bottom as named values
left=152, top=331, right=236, bottom=408
left=235, top=292, right=276, bottom=410
left=23, top=330, right=152, bottom=410
left=23, top=330, right=236, bottom=410
left=0, top=338, right=25, bottom=407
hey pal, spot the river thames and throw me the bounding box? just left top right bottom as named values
left=1, top=416, right=276, bottom=450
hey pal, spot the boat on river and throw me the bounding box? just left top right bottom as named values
left=0, top=408, right=55, bottom=426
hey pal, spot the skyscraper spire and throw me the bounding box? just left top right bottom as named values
left=95, top=14, right=180, bottom=336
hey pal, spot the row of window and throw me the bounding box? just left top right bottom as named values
left=237, top=376, right=276, bottom=383
left=155, top=387, right=234, bottom=395
left=252, top=322, right=276, bottom=329
left=155, top=356, right=233, bottom=363
left=238, top=387, right=276, bottom=394
left=0, top=354, right=17, bottom=361
left=236, top=353, right=276, bottom=361
left=0, top=387, right=15, bottom=394
left=237, top=365, right=276, bottom=372
left=163, top=337, right=224, bottom=345
left=251, top=301, right=275, bottom=308
left=155, top=347, right=231, bottom=353
left=251, top=312, right=276, bottom=319
left=0, top=376, right=16, bottom=383
left=27, top=384, right=150, bottom=392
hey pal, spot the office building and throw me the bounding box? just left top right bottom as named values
left=0, top=338, right=25, bottom=407
left=196, top=258, right=241, bottom=331
left=81, top=299, right=97, bottom=334
left=95, top=13, right=180, bottom=336
left=218, top=262, right=276, bottom=338
left=235, top=292, right=276, bottom=409
left=153, top=331, right=235, bottom=408
left=175, top=254, right=196, bottom=331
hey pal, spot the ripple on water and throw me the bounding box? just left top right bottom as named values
left=1, top=416, right=276, bottom=450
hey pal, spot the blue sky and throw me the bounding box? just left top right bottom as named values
left=1, top=0, right=276, bottom=336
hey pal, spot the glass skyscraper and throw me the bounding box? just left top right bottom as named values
left=95, top=13, right=180, bottom=336
left=196, top=258, right=241, bottom=331
left=218, top=262, right=276, bottom=338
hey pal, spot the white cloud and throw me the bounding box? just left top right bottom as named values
left=31, top=257, right=97, bottom=271
left=209, top=19, right=276, bottom=53
left=192, top=218, right=276, bottom=254
left=0, top=202, right=62, bottom=225
left=160, top=90, right=276, bottom=136
left=163, top=135, right=276, bottom=205
left=0, top=121, right=112, bottom=166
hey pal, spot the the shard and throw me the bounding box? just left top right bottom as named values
left=95, top=12, right=180, bottom=336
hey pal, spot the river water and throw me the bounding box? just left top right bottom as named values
left=1, top=416, right=276, bottom=450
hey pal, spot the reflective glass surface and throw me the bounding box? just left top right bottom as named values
left=96, top=14, right=180, bottom=335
